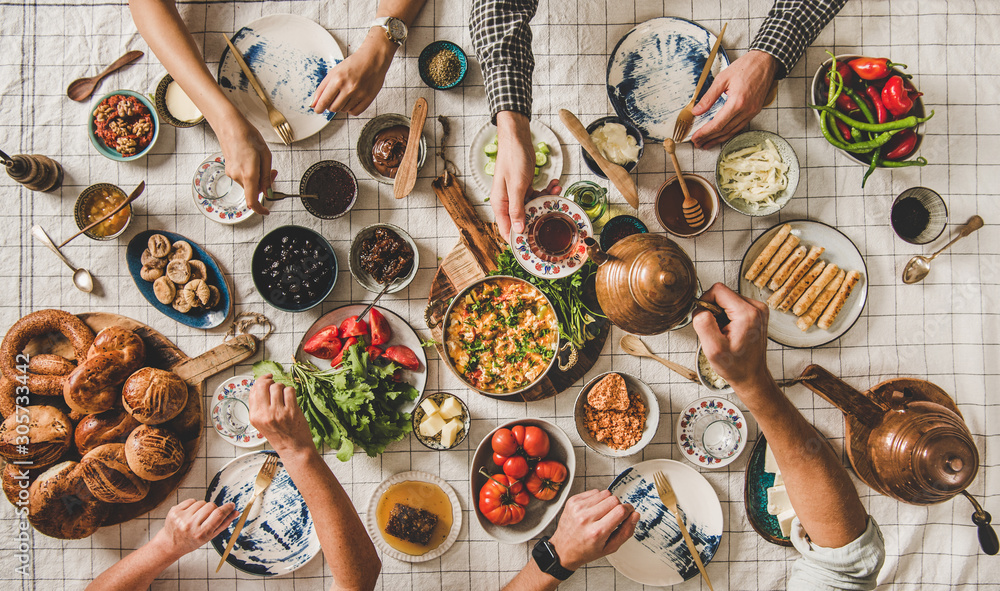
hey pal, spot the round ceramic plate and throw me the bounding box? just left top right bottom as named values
left=295, top=304, right=427, bottom=412
left=207, top=451, right=320, bottom=576
left=744, top=435, right=793, bottom=546
left=675, top=396, right=748, bottom=469
left=364, top=471, right=462, bottom=563
left=607, top=17, right=730, bottom=143
left=211, top=375, right=266, bottom=448
left=606, top=458, right=723, bottom=586
left=190, top=152, right=254, bottom=225
left=739, top=220, right=868, bottom=348
left=125, top=229, right=232, bottom=329
left=510, top=196, right=593, bottom=279
left=467, top=120, right=564, bottom=196
left=218, top=14, right=344, bottom=144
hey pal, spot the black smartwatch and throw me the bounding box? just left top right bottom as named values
left=532, top=536, right=575, bottom=581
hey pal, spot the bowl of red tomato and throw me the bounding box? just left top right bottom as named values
left=470, top=418, right=575, bottom=544
left=810, top=54, right=928, bottom=175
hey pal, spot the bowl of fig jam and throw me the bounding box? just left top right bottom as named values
left=654, top=173, right=720, bottom=238
left=357, top=114, right=427, bottom=184
left=298, top=160, right=358, bottom=220
left=349, top=223, right=419, bottom=293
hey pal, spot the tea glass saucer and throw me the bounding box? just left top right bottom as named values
left=676, top=396, right=747, bottom=469
left=510, top=196, right=593, bottom=280
left=211, top=375, right=266, bottom=448
left=191, top=152, right=254, bottom=225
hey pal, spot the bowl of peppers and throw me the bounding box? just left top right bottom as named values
left=470, top=418, right=575, bottom=544
left=810, top=53, right=932, bottom=186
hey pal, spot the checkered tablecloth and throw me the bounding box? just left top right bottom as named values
left=1, top=0, right=997, bottom=589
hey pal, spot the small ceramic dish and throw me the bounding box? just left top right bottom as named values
left=297, top=160, right=358, bottom=220
left=695, top=344, right=733, bottom=394
left=418, top=40, right=468, bottom=90
left=154, top=73, right=204, bottom=128
left=251, top=225, right=338, bottom=313
left=88, top=90, right=159, bottom=162
left=744, top=435, right=793, bottom=546
left=654, top=173, right=720, bottom=238
left=411, top=392, right=471, bottom=450
left=190, top=152, right=254, bottom=225
left=349, top=223, right=419, bottom=293
left=365, top=471, right=462, bottom=563
left=211, top=375, right=266, bottom=448
left=581, top=116, right=644, bottom=179
left=598, top=214, right=647, bottom=251
left=74, top=183, right=131, bottom=241
left=715, top=130, right=799, bottom=217
left=676, top=396, right=748, bottom=469
left=574, top=371, right=659, bottom=457
left=510, top=196, right=594, bottom=280
left=357, top=114, right=427, bottom=184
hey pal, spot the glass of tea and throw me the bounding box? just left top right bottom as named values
left=527, top=211, right=580, bottom=262
left=690, top=413, right=741, bottom=460
left=891, top=187, right=948, bottom=244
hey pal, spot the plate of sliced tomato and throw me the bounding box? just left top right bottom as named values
left=470, top=418, right=575, bottom=544
left=295, top=304, right=427, bottom=411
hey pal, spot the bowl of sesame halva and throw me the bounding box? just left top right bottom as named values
left=575, top=372, right=659, bottom=457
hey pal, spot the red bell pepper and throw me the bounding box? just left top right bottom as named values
left=882, top=76, right=914, bottom=117
left=884, top=129, right=918, bottom=160
left=368, top=308, right=391, bottom=346
left=848, top=57, right=906, bottom=81
left=302, top=325, right=341, bottom=359
left=835, top=92, right=859, bottom=112
left=864, top=85, right=890, bottom=124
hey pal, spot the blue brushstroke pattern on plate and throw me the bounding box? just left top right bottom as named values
left=607, top=17, right=730, bottom=143
left=207, top=450, right=320, bottom=576
left=609, top=466, right=722, bottom=581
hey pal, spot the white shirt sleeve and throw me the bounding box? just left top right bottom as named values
left=787, top=516, right=886, bottom=590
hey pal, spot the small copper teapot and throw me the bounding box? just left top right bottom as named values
left=584, top=234, right=702, bottom=334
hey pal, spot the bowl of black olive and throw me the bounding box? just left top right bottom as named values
left=252, top=225, right=338, bottom=312
left=349, top=223, right=418, bottom=294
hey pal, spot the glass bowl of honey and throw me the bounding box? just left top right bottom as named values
left=74, top=183, right=132, bottom=240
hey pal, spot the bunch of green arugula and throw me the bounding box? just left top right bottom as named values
left=490, top=248, right=604, bottom=349
left=253, top=344, right=418, bottom=461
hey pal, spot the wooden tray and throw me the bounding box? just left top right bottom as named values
left=17, top=312, right=257, bottom=528
left=426, top=174, right=609, bottom=402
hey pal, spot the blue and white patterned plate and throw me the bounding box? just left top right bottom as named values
left=218, top=14, right=344, bottom=144
left=208, top=450, right=320, bottom=576
left=607, top=458, right=723, bottom=586
left=607, top=17, right=730, bottom=143
left=510, top=196, right=593, bottom=279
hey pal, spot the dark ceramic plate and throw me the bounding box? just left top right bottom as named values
left=744, top=435, right=792, bottom=546
left=251, top=225, right=337, bottom=312
left=126, top=230, right=232, bottom=329
left=581, top=116, right=644, bottom=179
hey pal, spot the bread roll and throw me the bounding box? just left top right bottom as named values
left=2, top=461, right=36, bottom=506
left=122, top=368, right=188, bottom=425
left=28, top=354, right=77, bottom=377
left=64, top=327, right=145, bottom=414
left=745, top=224, right=791, bottom=281
left=80, top=443, right=149, bottom=503
left=74, top=408, right=140, bottom=456
left=124, top=425, right=184, bottom=481
left=162, top=390, right=201, bottom=442
left=0, top=405, right=72, bottom=466
left=29, top=461, right=110, bottom=539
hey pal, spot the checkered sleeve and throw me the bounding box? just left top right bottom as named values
left=750, top=0, right=849, bottom=79
left=470, top=0, right=538, bottom=122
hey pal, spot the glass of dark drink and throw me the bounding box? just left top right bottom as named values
left=527, top=211, right=580, bottom=262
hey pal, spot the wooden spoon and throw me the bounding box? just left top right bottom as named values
left=67, top=50, right=144, bottom=102
left=663, top=138, right=705, bottom=228
left=559, top=109, right=639, bottom=209
left=60, top=181, right=144, bottom=247
left=393, top=97, right=428, bottom=199
left=619, top=335, right=699, bottom=383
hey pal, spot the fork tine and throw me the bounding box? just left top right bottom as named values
left=281, top=122, right=293, bottom=144
left=672, top=118, right=691, bottom=144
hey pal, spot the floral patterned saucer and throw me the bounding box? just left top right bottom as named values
left=676, top=396, right=748, bottom=469
left=191, top=152, right=254, bottom=225
left=211, top=375, right=266, bottom=448
left=510, top=196, right=593, bottom=279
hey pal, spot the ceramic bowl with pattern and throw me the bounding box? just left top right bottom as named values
left=418, top=40, right=469, bottom=90
left=715, top=130, right=799, bottom=217
left=675, top=396, right=748, bottom=469
left=411, top=392, right=471, bottom=450
left=154, top=73, right=204, bottom=128
left=510, top=196, right=594, bottom=280
left=211, top=375, right=266, bottom=447
left=190, top=152, right=254, bottom=225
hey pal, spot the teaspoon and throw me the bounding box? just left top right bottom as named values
left=902, top=215, right=983, bottom=284
left=619, top=335, right=700, bottom=383
left=31, top=225, right=95, bottom=293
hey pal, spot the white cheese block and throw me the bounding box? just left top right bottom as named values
left=420, top=398, right=441, bottom=416
left=777, top=508, right=797, bottom=537
left=165, top=80, right=203, bottom=122
left=767, top=484, right=792, bottom=516
left=764, top=443, right=780, bottom=475
left=419, top=412, right=446, bottom=437
left=438, top=396, right=464, bottom=420
left=440, top=418, right=463, bottom=448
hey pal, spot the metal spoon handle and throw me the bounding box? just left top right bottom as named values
left=929, top=215, right=984, bottom=261
left=31, top=225, right=76, bottom=270
left=357, top=280, right=395, bottom=320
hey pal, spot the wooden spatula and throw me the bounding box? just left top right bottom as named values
left=558, top=109, right=639, bottom=209
left=394, top=97, right=428, bottom=199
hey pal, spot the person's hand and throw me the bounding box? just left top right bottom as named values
left=249, top=374, right=314, bottom=456
left=691, top=50, right=779, bottom=149
left=491, top=111, right=536, bottom=241
left=310, top=30, right=396, bottom=116
left=215, top=112, right=275, bottom=215
left=547, top=490, right=640, bottom=571
left=152, top=499, right=237, bottom=559
left=693, top=283, right=773, bottom=391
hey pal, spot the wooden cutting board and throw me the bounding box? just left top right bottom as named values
left=427, top=173, right=610, bottom=402
left=18, top=312, right=257, bottom=528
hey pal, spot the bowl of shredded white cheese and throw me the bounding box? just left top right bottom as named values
left=696, top=345, right=733, bottom=394
left=715, top=130, right=799, bottom=217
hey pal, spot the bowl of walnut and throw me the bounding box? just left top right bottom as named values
left=88, top=90, right=159, bottom=162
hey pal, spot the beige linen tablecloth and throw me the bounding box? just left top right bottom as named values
left=0, top=0, right=997, bottom=589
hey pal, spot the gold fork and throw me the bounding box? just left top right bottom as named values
left=652, top=470, right=714, bottom=591
left=222, top=35, right=294, bottom=145
left=216, top=453, right=280, bottom=572
left=672, top=22, right=727, bottom=144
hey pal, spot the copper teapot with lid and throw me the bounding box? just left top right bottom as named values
left=584, top=234, right=710, bottom=334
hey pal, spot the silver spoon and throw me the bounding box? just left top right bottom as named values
left=902, top=215, right=984, bottom=284
left=31, top=225, right=95, bottom=293
left=619, top=335, right=700, bottom=383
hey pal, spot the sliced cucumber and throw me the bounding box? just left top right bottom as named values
left=484, top=142, right=498, bottom=157
left=536, top=142, right=550, bottom=155
left=535, top=151, right=548, bottom=167
left=485, top=160, right=496, bottom=176
left=534, top=166, right=540, bottom=176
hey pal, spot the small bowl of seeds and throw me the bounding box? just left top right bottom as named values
left=418, top=41, right=468, bottom=90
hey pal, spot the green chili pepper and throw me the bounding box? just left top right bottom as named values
left=879, top=156, right=928, bottom=168
left=842, top=87, right=875, bottom=124
left=862, top=147, right=881, bottom=188
left=810, top=105, right=934, bottom=132
left=819, top=114, right=903, bottom=153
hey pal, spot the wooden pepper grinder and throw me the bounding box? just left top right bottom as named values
left=1, top=149, right=63, bottom=192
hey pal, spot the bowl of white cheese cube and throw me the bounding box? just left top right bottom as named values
left=412, top=392, right=471, bottom=450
